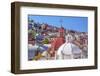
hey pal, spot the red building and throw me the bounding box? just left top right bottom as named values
left=58, top=27, right=65, bottom=37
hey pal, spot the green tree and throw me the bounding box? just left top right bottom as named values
left=43, top=38, right=49, bottom=44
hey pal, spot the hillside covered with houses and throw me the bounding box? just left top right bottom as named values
left=28, top=19, right=88, bottom=60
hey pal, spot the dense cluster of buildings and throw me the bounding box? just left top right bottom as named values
left=28, top=19, right=88, bottom=60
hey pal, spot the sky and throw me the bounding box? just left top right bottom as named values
left=28, top=15, right=88, bottom=32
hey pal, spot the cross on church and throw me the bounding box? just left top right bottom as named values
left=60, top=19, right=63, bottom=27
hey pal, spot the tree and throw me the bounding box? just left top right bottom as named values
left=43, top=38, right=49, bottom=44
